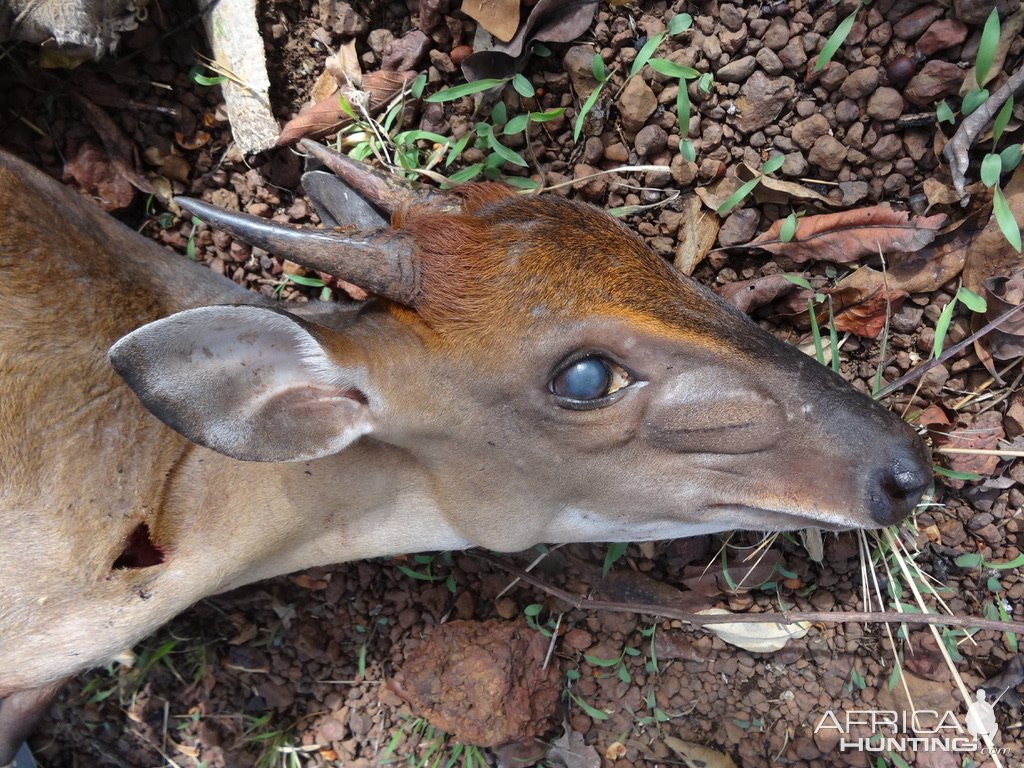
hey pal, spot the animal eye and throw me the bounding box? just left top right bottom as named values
left=550, top=356, right=632, bottom=408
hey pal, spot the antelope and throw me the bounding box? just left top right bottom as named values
left=0, top=140, right=930, bottom=763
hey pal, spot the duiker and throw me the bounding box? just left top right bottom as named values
left=0, top=141, right=930, bottom=762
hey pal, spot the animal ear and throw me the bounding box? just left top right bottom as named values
left=109, top=305, right=375, bottom=462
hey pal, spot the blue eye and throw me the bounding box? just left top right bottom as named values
left=550, top=355, right=633, bottom=407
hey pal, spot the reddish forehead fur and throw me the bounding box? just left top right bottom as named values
left=393, top=184, right=747, bottom=351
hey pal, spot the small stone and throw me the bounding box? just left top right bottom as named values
left=382, top=30, right=430, bottom=71
left=634, top=124, right=668, bottom=156
left=718, top=208, right=760, bottom=246
left=791, top=114, right=831, bottom=149
left=319, top=0, right=367, bottom=36
left=428, top=49, right=456, bottom=74
left=777, top=37, right=807, bottom=69
left=818, top=62, right=849, bottom=91
left=866, top=87, right=904, bottom=121
left=717, top=55, right=757, bottom=82
left=582, top=136, right=604, bottom=164
left=563, top=628, right=593, bottom=651
left=755, top=46, right=784, bottom=75
left=917, top=19, right=968, bottom=56
left=719, top=3, right=746, bottom=32
left=604, top=142, right=629, bottom=163
left=808, top=135, right=847, bottom=173
left=367, top=29, right=394, bottom=55
left=782, top=151, right=807, bottom=176
left=719, top=26, right=748, bottom=54
left=763, top=16, right=790, bottom=50
left=670, top=154, right=698, bottom=185
left=841, top=67, right=880, bottom=99
left=893, top=6, right=944, bottom=40
left=905, top=60, right=965, bottom=106
left=617, top=77, right=658, bottom=133
left=564, top=46, right=600, bottom=99
left=735, top=71, right=796, bottom=134
left=835, top=99, right=861, bottom=124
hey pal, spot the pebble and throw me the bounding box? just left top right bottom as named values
left=870, top=133, right=903, bottom=160
left=840, top=67, right=880, bottom=99
left=917, top=19, right=967, bottom=55
left=617, top=77, right=658, bottom=133
left=893, top=6, right=944, bottom=40
left=735, top=71, right=795, bottom=133
left=564, top=46, right=600, bottom=99
left=904, top=60, right=965, bottom=106
left=717, top=55, right=757, bottom=82
left=777, top=37, right=807, bottom=69
left=718, top=208, right=760, bottom=245
left=790, top=113, right=830, bottom=149
left=866, top=86, right=904, bottom=120
left=634, top=124, right=668, bottom=156
left=381, top=30, right=430, bottom=71
left=755, top=46, right=784, bottom=75
left=763, top=16, right=790, bottom=50
left=808, top=135, right=847, bottom=173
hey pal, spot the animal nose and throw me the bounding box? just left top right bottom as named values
left=867, top=438, right=932, bottom=525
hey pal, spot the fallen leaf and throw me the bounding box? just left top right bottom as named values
left=694, top=176, right=743, bottom=212
left=277, top=70, right=415, bottom=145
left=462, top=0, right=599, bottom=81
left=698, top=608, right=811, bottom=652
left=885, top=217, right=976, bottom=294
left=736, top=163, right=836, bottom=206
left=739, top=204, right=948, bottom=263
left=979, top=270, right=1024, bottom=361
left=547, top=722, right=601, bottom=768
left=462, top=0, right=520, bottom=42
left=962, top=161, right=1024, bottom=294
left=681, top=550, right=781, bottom=597
left=981, top=654, right=1024, bottom=709
left=674, top=194, right=719, bottom=275
left=825, top=267, right=909, bottom=338
left=62, top=143, right=137, bottom=211
left=922, top=177, right=962, bottom=208
left=604, top=741, right=627, bottom=760
left=718, top=273, right=797, bottom=314
left=663, top=736, right=738, bottom=767
left=942, top=411, right=1005, bottom=477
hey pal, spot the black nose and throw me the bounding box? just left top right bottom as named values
left=867, top=439, right=932, bottom=525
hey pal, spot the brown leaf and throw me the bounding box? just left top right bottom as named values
left=680, top=550, right=781, bottom=597
left=825, top=267, right=909, bottom=338
left=673, top=194, right=719, bottom=275
left=922, top=177, right=961, bottom=208
left=462, top=0, right=520, bottom=42
left=979, top=270, right=1024, bottom=361
left=736, top=163, right=836, bottom=206
left=62, top=143, right=137, bottom=211
left=740, top=204, right=948, bottom=263
left=963, top=166, right=1024, bottom=293
left=718, top=273, right=797, bottom=314
left=885, top=217, right=976, bottom=294
left=277, top=70, right=415, bottom=145
left=943, top=411, right=1004, bottom=477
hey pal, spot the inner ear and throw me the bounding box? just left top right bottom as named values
left=110, top=305, right=377, bottom=462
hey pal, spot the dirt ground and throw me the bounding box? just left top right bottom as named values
left=1, top=0, right=1023, bottom=766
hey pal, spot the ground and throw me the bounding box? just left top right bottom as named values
left=1, top=0, right=1022, bottom=766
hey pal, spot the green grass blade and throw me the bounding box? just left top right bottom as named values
left=631, top=31, right=666, bottom=76
left=994, top=185, right=1022, bottom=251
left=716, top=176, right=760, bottom=214
left=426, top=78, right=507, bottom=102
left=815, top=10, right=857, bottom=71
left=976, top=7, right=1000, bottom=86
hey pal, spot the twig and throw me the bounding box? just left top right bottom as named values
left=875, top=300, right=1024, bottom=398
left=470, top=550, right=1024, bottom=634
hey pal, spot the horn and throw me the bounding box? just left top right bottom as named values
left=175, top=197, right=420, bottom=306
left=298, top=139, right=457, bottom=216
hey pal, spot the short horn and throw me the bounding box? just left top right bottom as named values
left=175, top=197, right=420, bottom=306
left=298, top=139, right=456, bottom=216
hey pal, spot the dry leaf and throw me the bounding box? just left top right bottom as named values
left=674, top=194, right=719, bottom=275
left=736, top=163, right=836, bottom=206
left=942, top=411, right=1004, bottom=477
left=718, top=273, right=797, bottom=314
left=826, top=267, right=909, bottom=338
left=62, top=143, right=137, bottom=211
left=698, top=608, right=811, bottom=652
left=922, top=177, right=962, bottom=208
left=979, top=270, right=1024, bottom=361
left=694, top=176, right=743, bottom=212
left=680, top=551, right=781, bottom=597
left=663, top=737, right=737, bottom=768
left=462, top=0, right=520, bottom=42
left=740, top=204, right=948, bottom=263
left=885, top=218, right=975, bottom=294
left=548, top=723, right=602, bottom=768
left=963, top=166, right=1024, bottom=294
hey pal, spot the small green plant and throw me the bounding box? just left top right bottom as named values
left=716, top=154, right=785, bottom=215
left=629, top=688, right=672, bottom=729
left=379, top=716, right=491, bottom=767
left=601, top=542, right=629, bottom=575
left=782, top=273, right=840, bottom=372
left=931, top=286, right=987, bottom=359
left=585, top=646, right=641, bottom=685
left=814, top=2, right=865, bottom=71
left=523, top=602, right=559, bottom=636
left=188, top=64, right=227, bottom=87
left=394, top=551, right=457, bottom=593
left=273, top=272, right=331, bottom=301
